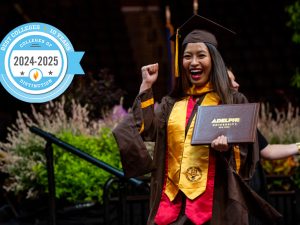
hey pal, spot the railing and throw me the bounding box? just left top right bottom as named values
left=266, top=175, right=299, bottom=225
left=29, top=126, right=149, bottom=225
left=103, top=177, right=150, bottom=225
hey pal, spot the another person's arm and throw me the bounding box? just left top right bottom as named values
left=257, top=129, right=299, bottom=159
left=260, top=143, right=299, bottom=160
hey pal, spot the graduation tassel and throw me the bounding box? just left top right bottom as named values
left=174, top=28, right=180, bottom=77
left=193, top=0, right=198, bottom=15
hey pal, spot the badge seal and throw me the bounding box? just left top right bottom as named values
left=0, top=22, right=84, bottom=103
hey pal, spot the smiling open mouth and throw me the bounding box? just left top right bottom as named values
left=190, top=70, right=202, bottom=80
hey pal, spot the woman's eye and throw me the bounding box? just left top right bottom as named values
left=183, top=55, right=191, bottom=59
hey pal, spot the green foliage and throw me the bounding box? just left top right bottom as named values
left=294, top=167, right=300, bottom=187
left=286, top=0, right=300, bottom=88
left=0, top=97, right=127, bottom=202
left=286, top=0, right=300, bottom=44
left=33, top=128, right=121, bottom=203
left=261, top=157, right=297, bottom=177
left=291, top=67, right=300, bottom=88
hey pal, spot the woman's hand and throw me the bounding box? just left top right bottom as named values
left=211, top=135, right=230, bottom=152
left=139, top=63, right=159, bottom=93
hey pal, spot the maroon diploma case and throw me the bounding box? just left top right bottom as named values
left=191, top=103, right=260, bottom=145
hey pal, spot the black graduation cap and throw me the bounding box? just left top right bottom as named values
left=171, top=14, right=236, bottom=77
left=171, top=14, right=236, bottom=47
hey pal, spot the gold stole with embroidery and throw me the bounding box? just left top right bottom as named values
left=165, top=92, right=220, bottom=201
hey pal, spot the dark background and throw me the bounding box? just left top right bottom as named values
left=0, top=0, right=299, bottom=140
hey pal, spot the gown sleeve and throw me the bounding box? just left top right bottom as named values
left=112, top=88, right=171, bottom=178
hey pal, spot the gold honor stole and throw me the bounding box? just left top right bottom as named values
left=165, top=92, right=220, bottom=201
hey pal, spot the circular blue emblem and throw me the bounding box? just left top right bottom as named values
left=0, top=22, right=84, bottom=103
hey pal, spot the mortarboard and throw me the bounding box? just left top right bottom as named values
left=171, top=15, right=236, bottom=77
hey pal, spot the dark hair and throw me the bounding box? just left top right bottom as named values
left=169, top=42, right=233, bottom=104
left=206, top=43, right=233, bottom=104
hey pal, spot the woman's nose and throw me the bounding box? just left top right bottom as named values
left=191, top=56, right=198, bottom=65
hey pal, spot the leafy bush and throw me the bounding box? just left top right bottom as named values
left=286, top=0, right=300, bottom=88
left=0, top=97, right=126, bottom=202
left=33, top=128, right=121, bottom=202
left=286, top=0, right=300, bottom=44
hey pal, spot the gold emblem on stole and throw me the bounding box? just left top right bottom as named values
left=184, top=166, right=202, bottom=182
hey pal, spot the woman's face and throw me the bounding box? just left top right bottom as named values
left=227, top=69, right=240, bottom=91
left=182, top=42, right=212, bottom=86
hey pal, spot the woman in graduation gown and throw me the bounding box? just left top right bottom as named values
left=113, top=15, right=281, bottom=225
